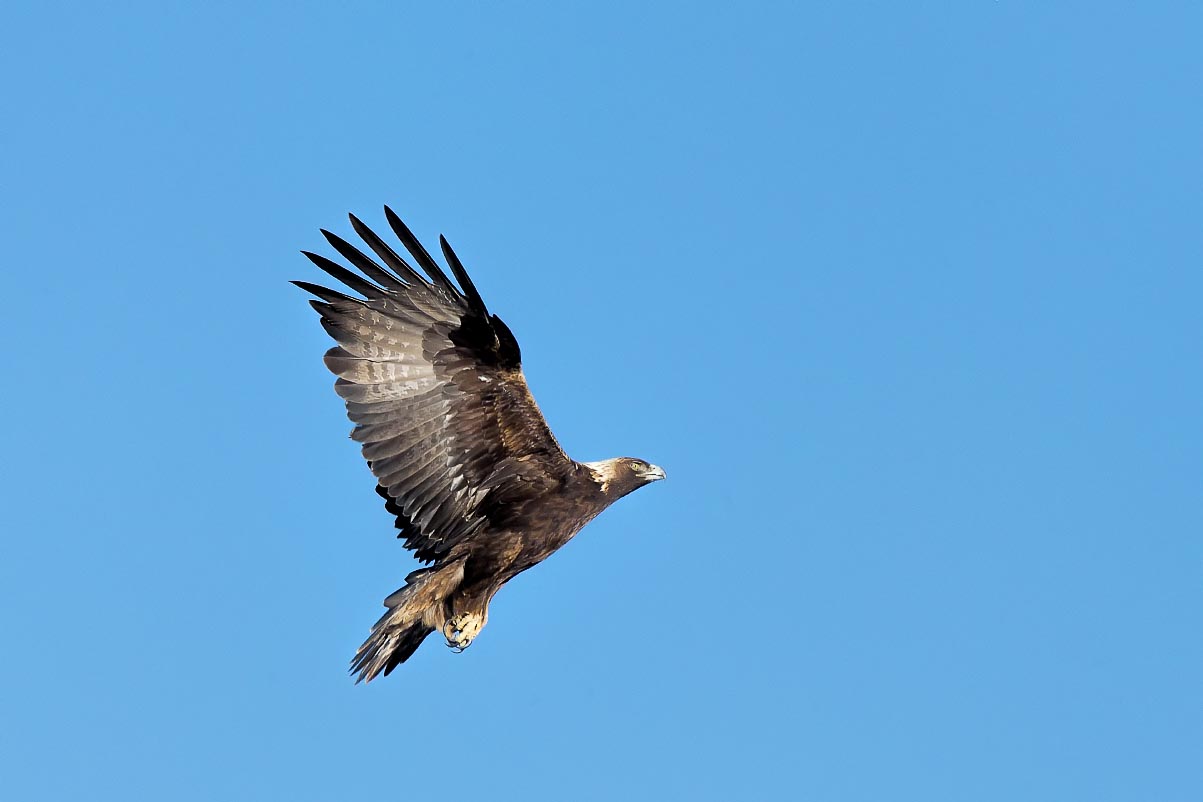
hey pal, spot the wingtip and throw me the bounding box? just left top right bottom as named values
left=383, top=206, right=459, bottom=295
left=382, top=205, right=401, bottom=230
left=438, top=233, right=488, bottom=316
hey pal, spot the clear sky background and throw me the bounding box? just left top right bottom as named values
left=3, top=3, right=1201, bottom=800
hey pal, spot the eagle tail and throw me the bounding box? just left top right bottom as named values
left=350, top=559, right=466, bottom=683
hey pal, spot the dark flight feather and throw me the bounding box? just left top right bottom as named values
left=290, top=280, right=355, bottom=304
left=439, top=235, right=488, bottom=317
left=383, top=205, right=461, bottom=297
left=320, top=229, right=409, bottom=291
left=301, top=251, right=385, bottom=299
left=348, top=213, right=429, bottom=287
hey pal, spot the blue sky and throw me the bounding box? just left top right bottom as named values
left=3, top=3, right=1201, bottom=800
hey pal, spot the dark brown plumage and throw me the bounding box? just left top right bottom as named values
left=295, top=208, right=665, bottom=682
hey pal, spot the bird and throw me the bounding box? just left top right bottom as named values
left=294, top=207, right=666, bottom=682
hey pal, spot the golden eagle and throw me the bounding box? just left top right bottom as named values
left=295, top=208, right=665, bottom=681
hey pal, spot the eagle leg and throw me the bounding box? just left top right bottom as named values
left=442, top=610, right=488, bottom=652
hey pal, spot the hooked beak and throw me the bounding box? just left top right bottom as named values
left=642, top=464, right=667, bottom=482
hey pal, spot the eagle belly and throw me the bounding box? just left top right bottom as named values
left=447, top=490, right=611, bottom=636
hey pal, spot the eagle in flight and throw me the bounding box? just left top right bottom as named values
left=295, top=208, right=665, bottom=682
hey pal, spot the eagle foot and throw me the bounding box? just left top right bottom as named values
left=443, top=611, right=486, bottom=652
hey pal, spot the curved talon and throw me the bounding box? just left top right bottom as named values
left=441, top=620, right=461, bottom=649
left=442, top=611, right=486, bottom=652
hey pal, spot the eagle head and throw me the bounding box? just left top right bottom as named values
left=582, top=457, right=666, bottom=495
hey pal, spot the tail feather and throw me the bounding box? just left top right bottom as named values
left=350, top=559, right=465, bottom=683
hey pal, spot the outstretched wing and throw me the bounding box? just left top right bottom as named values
left=295, top=207, right=570, bottom=563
